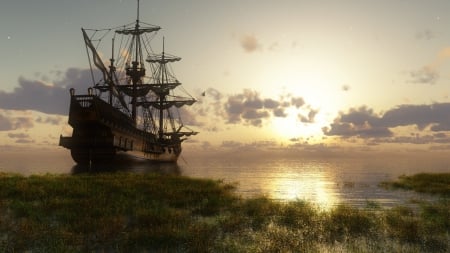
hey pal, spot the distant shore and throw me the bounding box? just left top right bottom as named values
left=0, top=172, right=448, bottom=252
left=380, top=172, right=450, bottom=197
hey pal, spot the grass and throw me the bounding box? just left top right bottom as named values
left=0, top=172, right=448, bottom=252
left=380, top=173, right=450, bottom=197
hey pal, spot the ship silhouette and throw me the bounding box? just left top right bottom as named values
left=60, top=1, right=197, bottom=165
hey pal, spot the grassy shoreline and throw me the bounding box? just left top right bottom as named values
left=0, top=172, right=448, bottom=252
left=380, top=173, right=450, bottom=197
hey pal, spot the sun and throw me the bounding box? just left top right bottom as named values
left=269, top=107, right=329, bottom=144
left=256, top=53, right=345, bottom=141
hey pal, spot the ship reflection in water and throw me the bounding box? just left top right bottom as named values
left=71, top=153, right=181, bottom=175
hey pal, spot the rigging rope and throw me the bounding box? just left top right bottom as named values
left=84, top=43, right=96, bottom=87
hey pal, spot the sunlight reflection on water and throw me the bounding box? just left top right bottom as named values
left=268, top=170, right=338, bottom=209
left=182, top=156, right=448, bottom=208
left=1, top=150, right=448, bottom=208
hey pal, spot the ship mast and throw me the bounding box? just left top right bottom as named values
left=84, top=0, right=197, bottom=140
left=159, top=38, right=166, bottom=140
left=130, top=0, right=143, bottom=124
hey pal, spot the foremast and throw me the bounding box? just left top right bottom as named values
left=144, top=40, right=197, bottom=142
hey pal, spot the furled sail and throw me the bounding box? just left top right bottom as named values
left=115, top=25, right=160, bottom=35
left=117, top=84, right=152, bottom=97
left=136, top=99, right=196, bottom=110
left=146, top=53, right=181, bottom=64
left=147, top=82, right=181, bottom=95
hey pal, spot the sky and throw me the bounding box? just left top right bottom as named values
left=2, top=0, right=450, bottom=158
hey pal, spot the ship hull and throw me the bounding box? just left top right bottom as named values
left=59, top=95, right=181, bottom=165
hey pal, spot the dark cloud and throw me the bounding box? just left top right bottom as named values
left=0, top=114, right=13, bottom=131
left=15, top=138, right=35, bottom=144
left=36, top=116, right=63, bottom=125
left=224, top=89, right=307, bottom=127
left=195, top=88, right=224, bottom=118
left=324, top=103, right=450, bottom=141
left=176, top=107, right=204, bottom=128
left=13, top=117, right=34, bottom=129
left=263, top=98, right=279, bottom=109
left=181, top=88, right=312, bottom=130
left=342, top=84, right=350, bottom=92
left=0, top=68, right=96, bottom=115
left=273, top=108, right=287, bottom=117
left=299, top=108, right=319, bottom=123
left=0, top=78, right=67, bottom=114
left=386, top=134, right=441, bottom=145
left=204, top=87, right=223, bottom=101
left=220, top=140, right=279, bottom=151
left=291, top=97, right=305, bottom=108
left=408, top=66, right=439, bottom=85
left=405, top=47, right=450, bottom=86
left=240, top=34, right=261, bottom=53
left=0, top=112, right=34, bottom=131
left=8, top=133, right=30, bottom=139
left=242, top=109, right=270, bottom=120
left=221, top=140, right=243, bottom=149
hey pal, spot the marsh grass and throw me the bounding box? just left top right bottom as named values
left=0, top=172, right=448, bottom=252
left=380, top=173, right=450, bottom=197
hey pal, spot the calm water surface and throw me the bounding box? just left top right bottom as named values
left=184, top=155, right=449, bottom=209
left=1, top=150, right=448, bottom=208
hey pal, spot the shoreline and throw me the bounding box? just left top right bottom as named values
left=0, top=172, right=448, bottom=252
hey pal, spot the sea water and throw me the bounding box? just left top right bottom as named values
left=0, top=149, right=448, bottom=208
left=182, top=154, right=449, bottom=209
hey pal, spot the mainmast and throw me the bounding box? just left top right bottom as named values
left=114, top=0, right=160, bottom=124
left=158, top=38, right=166, bottom=140
left=130, top=0, right=143, bottom=124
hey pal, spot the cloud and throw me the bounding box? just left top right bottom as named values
left=273, top=108, right=287, bottom=117
left=408, top=66, right=439, bottom=85
left=240, top=34, right=261, bottom=53
left=221, top=140, right=243, bottom=149
left=14, top=138, right=35, bottom=144
left=224, top=89, right=308, bottom=127
left=0, top=114, right=13, bottom=131
left=180, top=88, right=313, bottom=130
left=8, top=133, right=30, bottom=139
left=0, top=68, right=96, bottom=115
left=291, top=97, right=305, bottom=108
left=36, top=116, right=64, bottom=125
left=407, top=47, right=450, bottom=85
left=324, top=103, right=450, bottom=141
left=299, top=108, right=319, bottom=123
left=0, top=78, right=67, bottom=114
left=0, top=112, right=34, bottom=131
left=263, top=98, right=279, bottom=109
left=14, top=117, right=34, bottom=129
left=204, top=87, right=223, bottom=101
left=177, top=107, right=205, bottom=128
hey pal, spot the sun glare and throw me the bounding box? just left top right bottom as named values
left=270, top=109, right=328, bottom=143
left=269, top=170, right=339, bottom=209
left=260, top=53, right=344, bottom=142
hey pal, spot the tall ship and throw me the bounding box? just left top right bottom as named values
left=59, top=1, right=197, bottom=165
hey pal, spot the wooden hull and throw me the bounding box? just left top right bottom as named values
left=59, top=95, right=181, bottom=165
